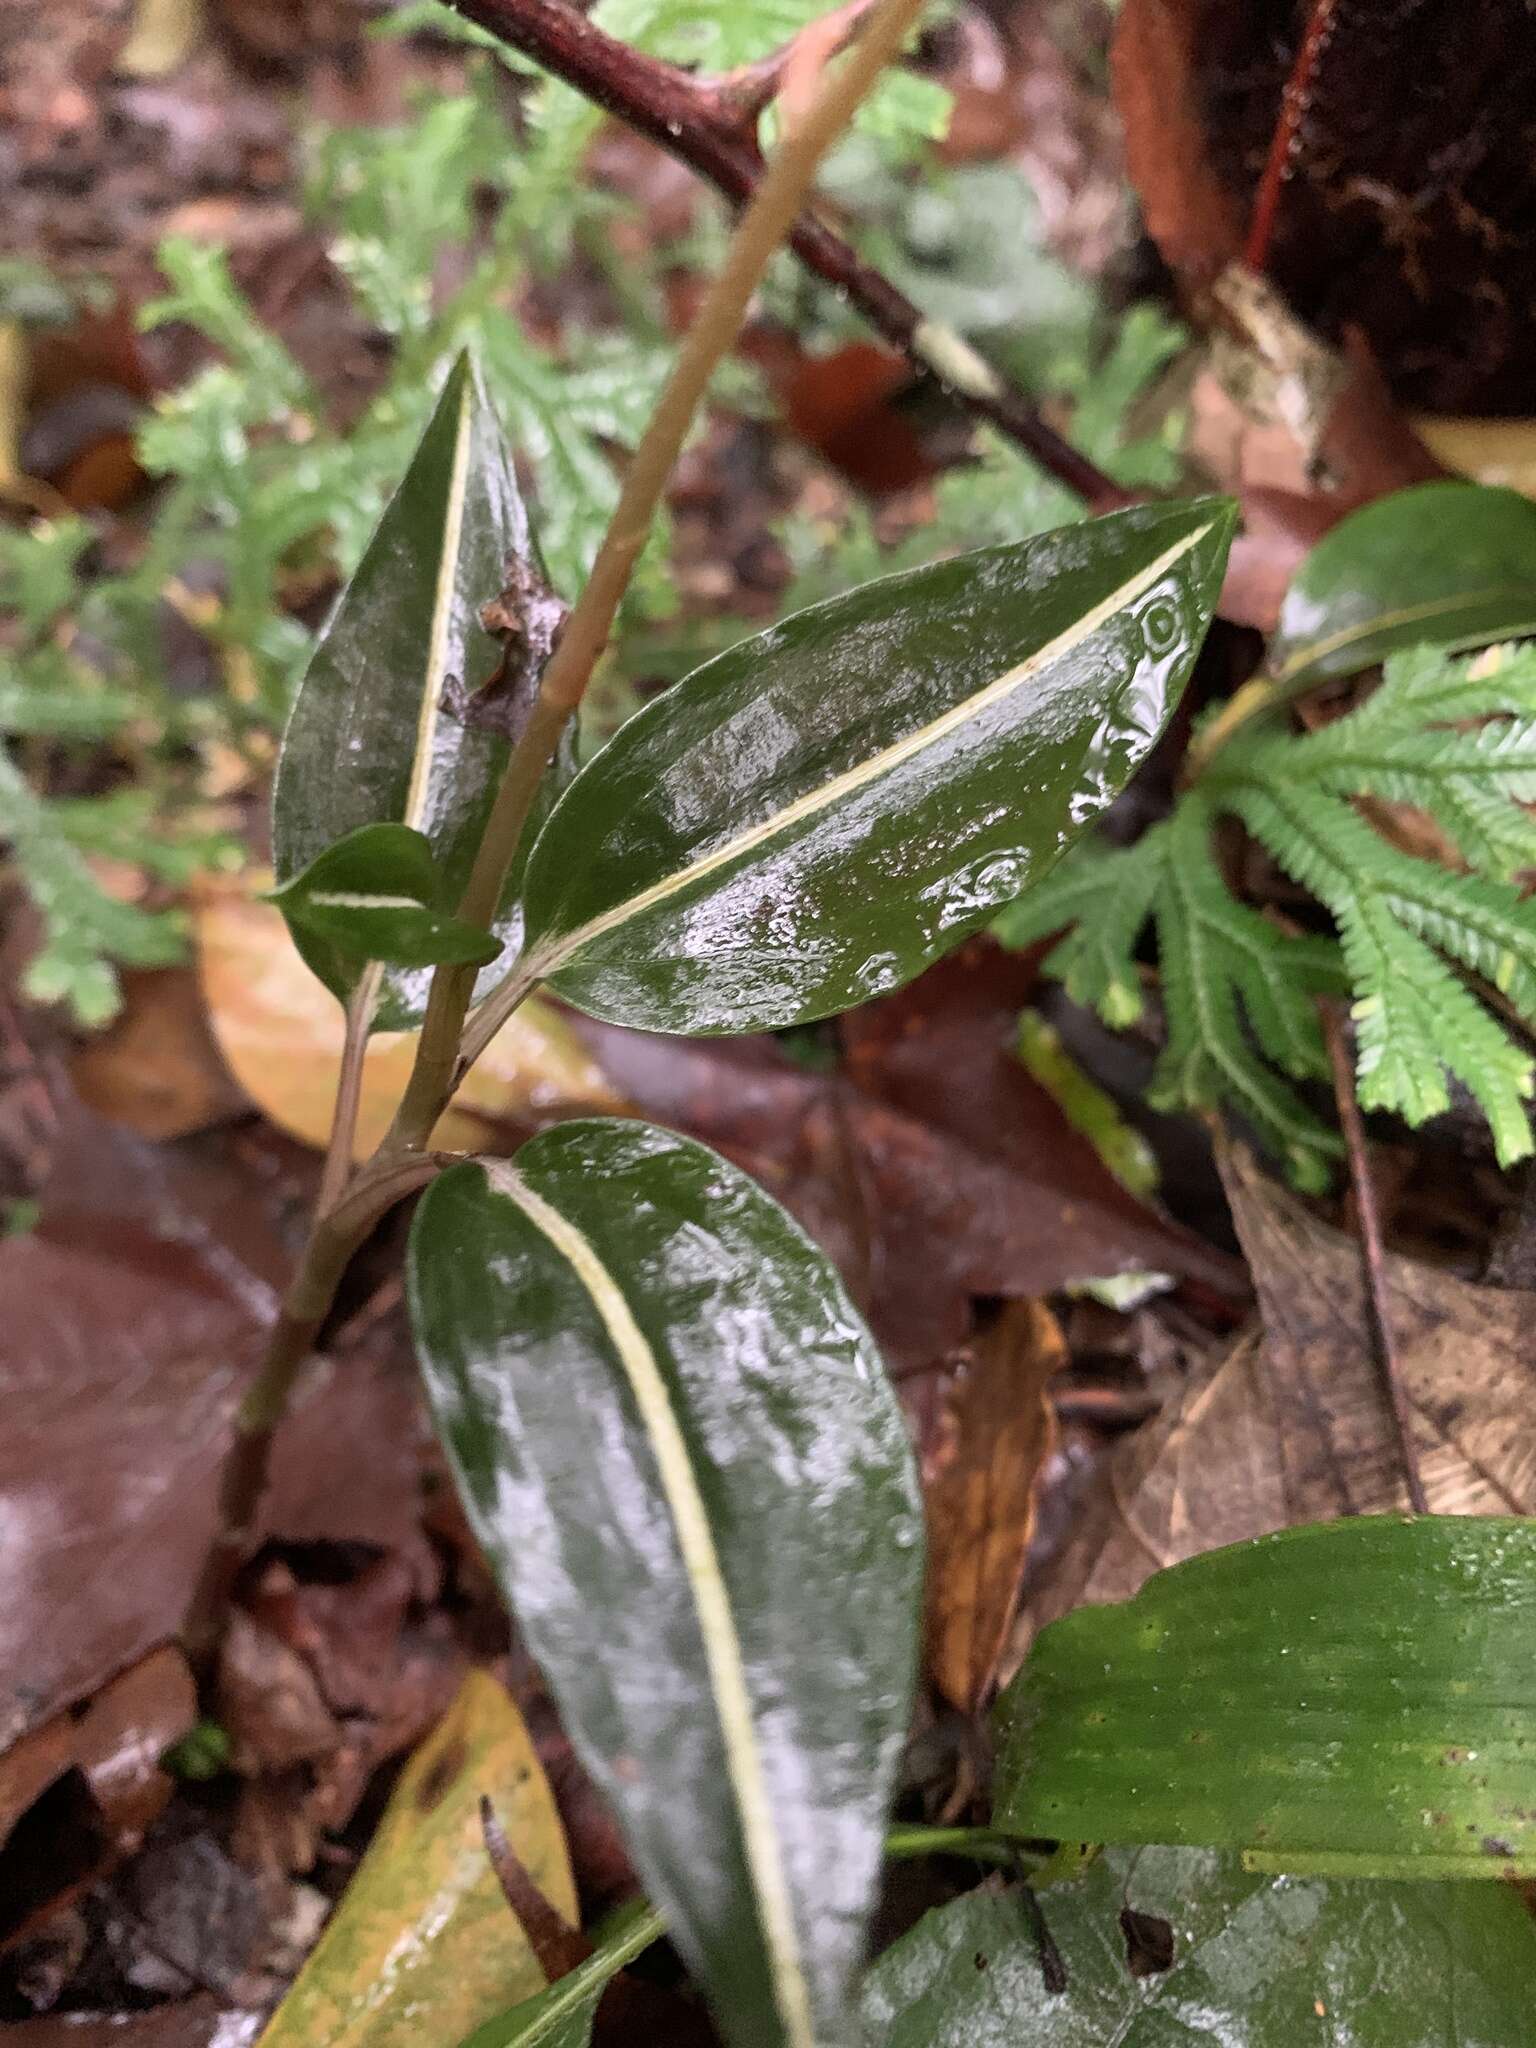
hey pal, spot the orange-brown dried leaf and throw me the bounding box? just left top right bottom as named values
left=69, top=965, right=247, bottom=1140
left=924, top=1298, right=1067, bottom=1712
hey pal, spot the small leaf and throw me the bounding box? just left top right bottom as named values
left=256, top=1669, right=576, bottom=2048
left=516, top=502, right=1234, bottom=1035
left=407, top=1121, right=925, bottom=2048
left=270, top=822, right=500, bottom=1000
left=993, top=1515, right=1536, bottom=1877
left=860, top=1845, right=1536, bottom=2045
left=271, top=351, right=561, bottom=1029
left=1272, top=480, right=1536, bottom=690
left=194, top=877, right=618, bottom=1159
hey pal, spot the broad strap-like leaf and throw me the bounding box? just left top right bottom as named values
left=859, top=1846, right=1536, bottom=2046
left=272, top=351, right=564, bottom=1029
left=407, top=1121, right=925, bottom=2048
left=512, top=501, right=1234, bottom=1035
left=993, top=1515, right=1536, bottom=1877
left=1271, top=480, right=1536, bottom=690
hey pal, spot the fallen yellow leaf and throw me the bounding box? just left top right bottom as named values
left=257, top=1669, right=576, bottom=2048
left=1412, top=415, right=1536, bottom=499
left=195, top=876, right=623, bottom=1159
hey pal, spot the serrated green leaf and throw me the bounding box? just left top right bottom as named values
left=407, top=1121, right=924, bottom=2048
left=993, top=1516, right=1536, bottom=1876
left=516, top=501, right=1234, bottom=1036
left=272, top=351, right=559, bottom=1029
left=270, top=821, right=501, bottom=1002
left=859, top=1845, right=1536, bottom=2046
left=1272, top=481, right=1536, bottom=690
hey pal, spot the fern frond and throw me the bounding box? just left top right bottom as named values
left=993, top=635, right=1536, bottom=1176
left=993, top=833, right=1161, bottom=1028
left=0, top=750, right=184, bottom=1026
left=1212, top=688, right=1536, bottom=1163
left=0, top=651, right=140, bottom=739
left=1149, top=803, right=1341, bottom=1190
left=1236, top=642, right=1536, bottom=880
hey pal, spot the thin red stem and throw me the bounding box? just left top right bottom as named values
left=448, top=0, right=1129, bottom=509
left=1245, top=0, right=1339, bottom=274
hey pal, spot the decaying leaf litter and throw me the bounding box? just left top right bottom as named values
left=4, top=0, right=1536, bottom=2040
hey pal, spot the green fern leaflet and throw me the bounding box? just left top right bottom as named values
left=996, top=643, right=1536, bottom=1188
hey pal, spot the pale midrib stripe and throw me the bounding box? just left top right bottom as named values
left=534, top=522, right=1211, bottom=975
left=483, top=1161, right=818, bottom=2048
left=402, top=377, right=474, bottom=833
left=308, top=891, right=422, bottom=910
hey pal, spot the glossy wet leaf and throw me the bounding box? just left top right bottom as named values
left=462, top=1902, right=665, bottom=2048
left=994, top=1515, right=1536, bottom=1877
left=407, top=1121, right=925, bottom=2048
left=272, top=352, right=560, bottom=1030
left=1272, top=480, right=1536, bottom=690
left=516, top=501, right=1234, bottom=1034
left=860, top=1844, right=1536, bottom=2045
left=256, top=1669, right=576, bottom=2048
left=270, top=823, right=500, bottom=1000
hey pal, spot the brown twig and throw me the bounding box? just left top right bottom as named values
left=1245, top=0, right=1340, bottom=274
left=1318, top=997, right=1429, bottom=1514
left=447, top=0, right=1129, bottom=510
left=708, top=0, right=885, bottom=125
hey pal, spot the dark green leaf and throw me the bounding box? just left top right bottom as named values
left=407, top=1121, right=925, bottom=2048
left=272, top=351, right=560, bottom=1028
left=269, top=822, right=500, bottom=1002
left=516, top=501, right=1234, bottom=1035
left=860, top=1845, right=1536, bottom=2045
left=461, top=1902, right=665, bottom=2048
left=993, top=1515, right=1536, bottom=1877
left=1272, top=481, right=1536, bottom=691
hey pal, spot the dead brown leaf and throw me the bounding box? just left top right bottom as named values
left=924, top=1300, right=1066, bottom=1713
left=69, top=967, right=247, bottom=1140
left=0, top=1104, right=434, bottom=1749
left=1111, top=0, right=1242, bottom=288
left=1, top=2000, right=240, bottom=2047
left=0, top=1646, right=196, bottom=1948
left=1026, top=1144, right=1536, bottom=1632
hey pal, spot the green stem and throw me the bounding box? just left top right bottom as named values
left=318, top=972, right=378, bottom=1214
left=884, top=1825, right=1050, bottom=1867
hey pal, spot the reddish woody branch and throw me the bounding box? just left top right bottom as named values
left=448, top=0, right=1131, bottom=510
